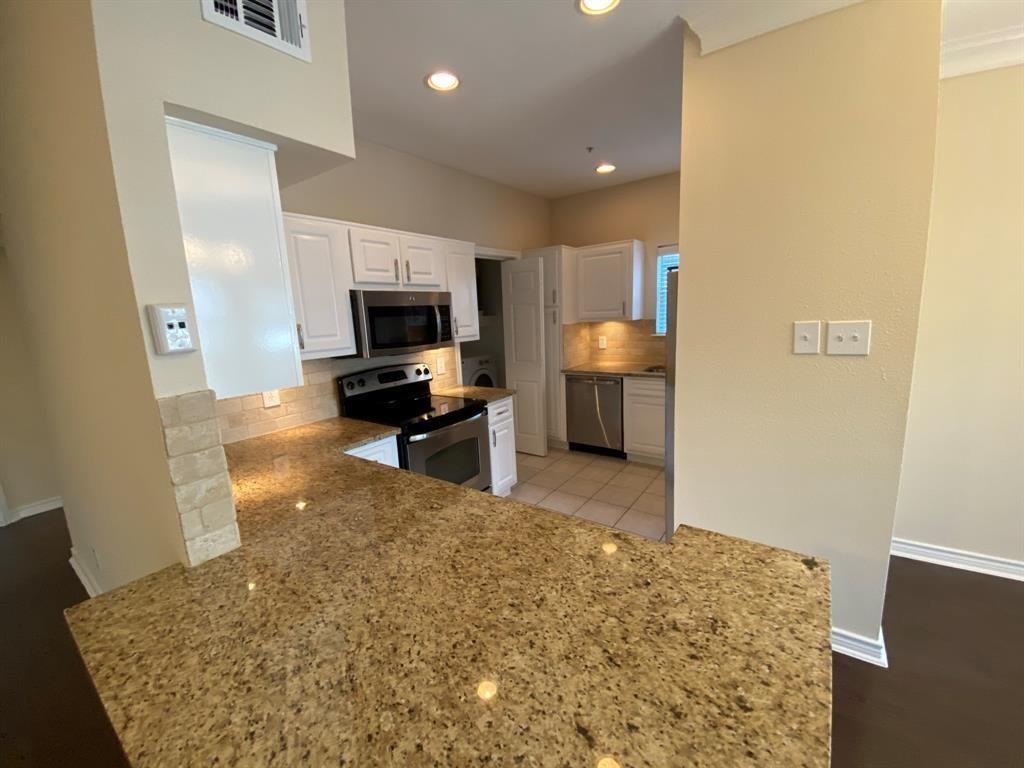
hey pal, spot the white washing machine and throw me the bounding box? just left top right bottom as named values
left=461, top=355, right=499, bottom=388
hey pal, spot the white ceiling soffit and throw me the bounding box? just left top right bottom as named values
left=345, top=0, right=858, bottom=198
left=941, top=0, right=1024, bottom=79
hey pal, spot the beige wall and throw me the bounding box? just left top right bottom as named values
left=281, top=139, right=551, bottom=251
left=0, top=250, right=60, bottom=511
left=0, top=2, right=186, bottom=589
left=894, top=66, right=1024, bottom=564
left=90, top=0, right=355, bottom=398
left=550, top=173, right=680, bottom=318
left=674, top=1, right=941, bottom=640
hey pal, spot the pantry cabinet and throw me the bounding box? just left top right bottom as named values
left=283, top=214, right=358, bottom=359
left=575, top=240, right=644, bottom=321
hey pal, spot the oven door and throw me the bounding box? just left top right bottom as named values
left=353, top=290, right=454, bottom=358
left=404, top=412, right=491, bottom=491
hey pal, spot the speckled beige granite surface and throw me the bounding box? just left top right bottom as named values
left=563, top=361, right=667, bottom=378
left=435, top=385, right=516, bottom=403
left=66, top=419, right=831, bottom=767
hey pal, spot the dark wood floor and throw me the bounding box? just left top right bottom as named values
left=1, top=510, right=1020, bottom=767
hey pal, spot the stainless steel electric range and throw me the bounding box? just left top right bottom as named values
left=338, top=363, right=492, bottom=491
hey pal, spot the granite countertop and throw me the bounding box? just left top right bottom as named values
left=435, top=384, right=516, bottom=403
left=563, top=361, right=667, bottom=378
left=66, top=420, right=832, bottom=767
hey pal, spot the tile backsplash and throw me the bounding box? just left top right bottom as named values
left=563, top=319, right=666, bottom=366
left=217, top=346, right=459, bottom=444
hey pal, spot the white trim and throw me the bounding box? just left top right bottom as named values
left=892, top=537, right=1024, bottom=582
left=0, top=496, right=63, bottom=526
left=475, top=246, right=521, bottom=261
left=941, top=24, right=1024, bottom=80
left=164, top=116, right=278, bottom=152
left=832, top=627, right=888, bottom=668
left=69, top=547, right=103, bottom=598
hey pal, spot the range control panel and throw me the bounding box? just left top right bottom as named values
left=339, top=362, right=433, bottom=396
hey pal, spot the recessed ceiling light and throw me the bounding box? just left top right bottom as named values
left=579, top=0, right=620, bottom=16
left=425, top=70, right=460, bottom=92
left=595, top=163, right=616, bottom=174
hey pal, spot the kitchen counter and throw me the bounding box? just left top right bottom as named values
left=65, top=419, right=832, bottom=767
left=434, top=384, right=516, bottom=403
left=563, top=361, right=667, bottom=378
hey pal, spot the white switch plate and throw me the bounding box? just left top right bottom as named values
left=827, top=320, right=872, bottom=355
left=793, top=321, right=821, bottom=354
left=262, top=389, right=281, bottom=408
left=436, top=356, right=446, bottom=375
left=598, top=335, right=608, bottom=349
left=146, top=304, right=196, bottom=355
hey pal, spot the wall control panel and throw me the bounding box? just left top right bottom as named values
left=147, top=304, right=196, bottom=355
left=793, top=321, right=821, bottom=354
left=827, top=320, right=872, bottom=355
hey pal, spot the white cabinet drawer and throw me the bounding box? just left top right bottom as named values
left=488, top=396, right=514, bottom=425
left=344, top=435, right=400, bottom=468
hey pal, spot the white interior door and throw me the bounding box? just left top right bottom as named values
left=502, top=257, right=547, bottom=456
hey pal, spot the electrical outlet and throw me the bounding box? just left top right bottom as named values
left=598, top=335, right=608, bottom=349
left=262, top=390, right=281, bottom=408
left=436, top=356, right=446, bottom=375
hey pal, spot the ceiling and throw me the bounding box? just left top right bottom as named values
left=344, top=0, right=1022, bottom=199
left=344, top=0, right=857, bottom=199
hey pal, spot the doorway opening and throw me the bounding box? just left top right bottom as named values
left=460, top=258, right=506, bottom=388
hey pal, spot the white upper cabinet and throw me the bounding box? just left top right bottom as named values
left=349, top=226, right=402, bottom=285
left=166, top=118, right=302, bottom=399
left=283, top=214, right=357, bottom=359
left=446, top=241, right=480, bottom=341
left=575, top=240, right=644, bottom=321
left=528, top=245, right=578, bottom=323
left=399, top=235, right=446, bottom=289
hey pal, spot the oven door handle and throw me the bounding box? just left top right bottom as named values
left=406, top=411, right=486, bottom=442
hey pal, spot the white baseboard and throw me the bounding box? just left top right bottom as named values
left=0, top=496, right=63, bottom=526
left=892, top=537, right=1023, bottom=582
left=832, top=627, right=888, bottom=668
left=69, top=547, right=103, bottom=598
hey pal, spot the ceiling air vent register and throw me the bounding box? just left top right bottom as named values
left=201, top=0, right=311, bottom=62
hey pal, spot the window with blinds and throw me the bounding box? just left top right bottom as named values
left=655, top=245, right=679, bottom=335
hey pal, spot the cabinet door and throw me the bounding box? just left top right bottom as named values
left=284, top=216, right=357, bottom=359
left=489, top=400, right=517, bottom=494
left=400, top=235, right=446, bottom=288
left=576, top=243, right=629, bottom=320
left=624, top=378, right=666, bottom=458
left=542, top=248, right=559, bottom=307
left=349, top=227, right=402, bottom=285
left=345, top=436, right=400, bottom=468
left=446, top=241, right=480, bottom=340
left=544, top=306, right=561, bottom=438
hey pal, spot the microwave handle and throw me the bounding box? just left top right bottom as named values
left=434, top=304, right=444, bottom=341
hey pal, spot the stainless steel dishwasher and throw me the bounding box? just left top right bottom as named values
left=566, top=374, right=624, bottom=457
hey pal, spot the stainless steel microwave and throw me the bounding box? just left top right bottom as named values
left=350, top=290, right=454, bottom=358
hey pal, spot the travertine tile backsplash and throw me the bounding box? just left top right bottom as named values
left=216, top=346, right=459, bottom=444
left=563, top=320, right=666, bottom=366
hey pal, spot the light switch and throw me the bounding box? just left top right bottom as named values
left=146, top=304, right=196, bottom=355
left=793, top=321, right=820, bottom=354
left=262, top=389, right=281, bottom=408
left=436, top=356, right=446, bottom=375
left=598, top=335, right=608, bottom=349
left=827, top=320, right=872, bottom=355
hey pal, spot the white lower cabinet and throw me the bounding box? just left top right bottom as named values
left=488, top=397, right=517, bottom=496
left=623, top=377, right=666, bottom=461
left=344, top=436, right=400, bottom=468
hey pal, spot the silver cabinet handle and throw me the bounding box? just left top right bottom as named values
left=491, top=429, right=497, bottom=448
left=454, top=315, right=460, bottom=333
left=405, top=260, right=411, bottom=283
left=621, top=300, right=626, bottom=315
left=552, top=289, right=557, bottom=304
left=393, top=259, right=399, bottom=282
left=552, top=311, right=556, bottom=325
left=296, top=323, right=305, bottom=350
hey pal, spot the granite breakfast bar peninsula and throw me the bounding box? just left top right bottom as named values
left=66, top=416, right=832, bottom=767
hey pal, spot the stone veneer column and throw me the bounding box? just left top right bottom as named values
left=156, top=390, right=240, bottom=566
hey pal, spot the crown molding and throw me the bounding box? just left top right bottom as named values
left=941, top=24, right=1024, bottom=79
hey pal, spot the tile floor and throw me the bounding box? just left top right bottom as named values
left=509, top=448, right=667, bottom=541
